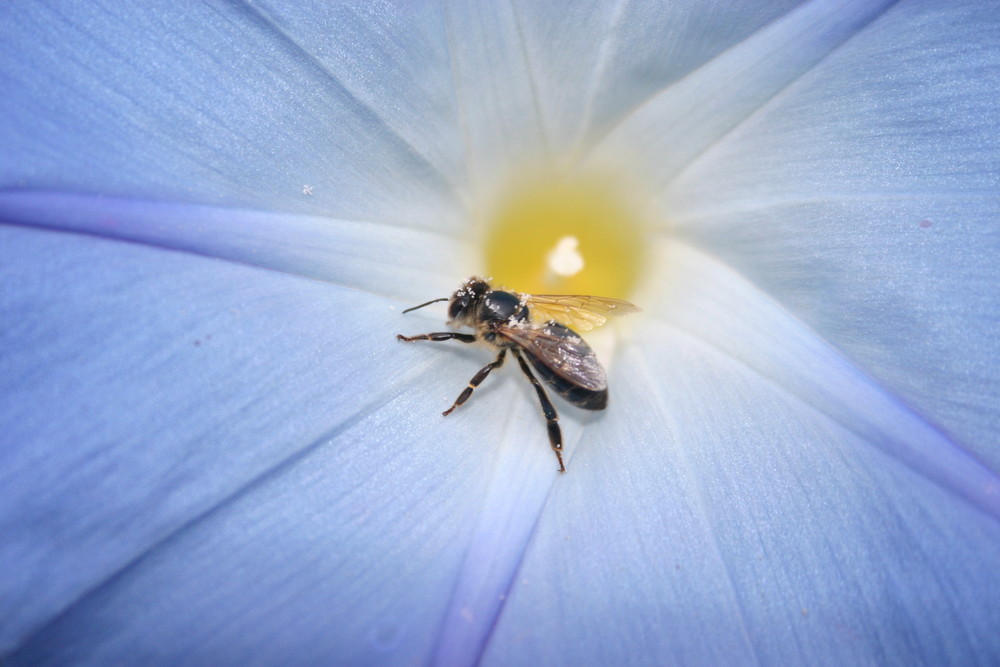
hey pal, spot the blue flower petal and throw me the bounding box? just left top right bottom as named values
left=588, top=0, right=898, bottom=189
left=483, top=241, right=1000, bottom=665
left=3, top=1, right=998, bottom=665
left=247, top=1, right=467, bottom=197
left=445, top=0, right=811, bottom=190
left=0, top=3, right=458, bottom=228
left=0, top=206, right=567, bottom=664
left=0, top=220, right=477, bottom=654
left=510, top=0, right=804, bottom=157
left=662, top=0, right=1000, bottom=468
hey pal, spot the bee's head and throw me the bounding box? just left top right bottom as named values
left=448, top=277, right=490, bottom=324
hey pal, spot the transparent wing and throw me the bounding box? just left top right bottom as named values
left=524, top=294, right=640, bottom=331
left=499, top=322, right=607, bottom=391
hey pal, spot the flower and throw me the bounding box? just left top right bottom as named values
left=2, top=1, right=999, bottom=665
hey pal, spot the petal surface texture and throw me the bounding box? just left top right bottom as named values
left=1, top=1, right=999, bottom=666
left=660, top=0, right=1000, bottom=472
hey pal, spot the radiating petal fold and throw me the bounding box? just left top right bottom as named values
left=0, top=3, right=460, bottom=228
left=448, top=0, right=804, bottom=184
left=661, top=0, right=1000, bottom=468
left=0, top=223, right=470, bottom=655
left=245, top=1, right=466, bottom=194
left=585, top=0, right=898, bottom=190
left=444, top=1, right=550, bottom=196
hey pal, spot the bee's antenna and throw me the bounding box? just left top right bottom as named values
left=402, top=297, right=449, bottom=314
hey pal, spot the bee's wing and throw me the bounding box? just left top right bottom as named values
left=523, top=294, right=640, bottom=332
left=498, top=322, right=607, bottom=391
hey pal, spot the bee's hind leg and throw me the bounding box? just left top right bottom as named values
left=512, top=349, right=565, bottom=473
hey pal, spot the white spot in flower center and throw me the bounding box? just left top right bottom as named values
left=546, top=235, right=584, bottom=277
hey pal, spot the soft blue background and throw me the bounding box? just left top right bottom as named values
left=2, top=1, right=998, bottom=665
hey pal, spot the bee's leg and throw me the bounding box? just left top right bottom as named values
left=396, top=332, right=476, bottom=343
left=442, top=349, right=506, bottom=416
left=512, top=349, right=565, bottom=473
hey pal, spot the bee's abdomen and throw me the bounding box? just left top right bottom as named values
left=528, top=356, right=608, bottom=410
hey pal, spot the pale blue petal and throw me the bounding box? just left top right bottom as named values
left=447, top=0, right=805, bottom=185
left=662, top=0, right=1000, bottom=468
left=0, top=2, right=459, bottom=229
left=513, top=0, right=803, bottom=160
left=2, top=0, right=998, bottom=665
left=0, top=221, right=515, bottom=660
left=483, top=241, right=1000, bottom=665
left=0, top=3, right=508, bottom=659
left=8, top=393, right=571, bottom=665
left=241, top=0, right=467, bottom=203
left=586, top=0, right=897, bottom=189
left=444, top=1, right=550, bottom=194
left=0, top=221, right=569, bottom=663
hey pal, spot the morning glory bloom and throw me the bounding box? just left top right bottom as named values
left=2, top=1, right=999, bottom=665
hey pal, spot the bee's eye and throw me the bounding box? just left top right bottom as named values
left=448, top=295, right=470, bottom=320
left=448, top=278, right=488, bottom=320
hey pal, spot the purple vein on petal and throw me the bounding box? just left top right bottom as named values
left=0, top=3, right=460, bottom=222
left=441, top=8, right=473, bottom=209
left=0, top=191, right=467, bottom=300
left=424, top=400, right=569, bottom=667
left=647, top=241, right=1000, bottom=523
left=466, top=408, right=604, bottom=665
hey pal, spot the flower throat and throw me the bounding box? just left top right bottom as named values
left=482, top=174, right=644, bottom=299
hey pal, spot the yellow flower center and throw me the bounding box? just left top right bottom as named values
left=481, top=172, right=645, bottom=298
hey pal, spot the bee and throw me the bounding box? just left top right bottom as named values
left=397, top=277, right=639, bottom=472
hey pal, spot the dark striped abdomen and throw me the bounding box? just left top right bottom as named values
left=526, top=352, right=608, bottom=410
